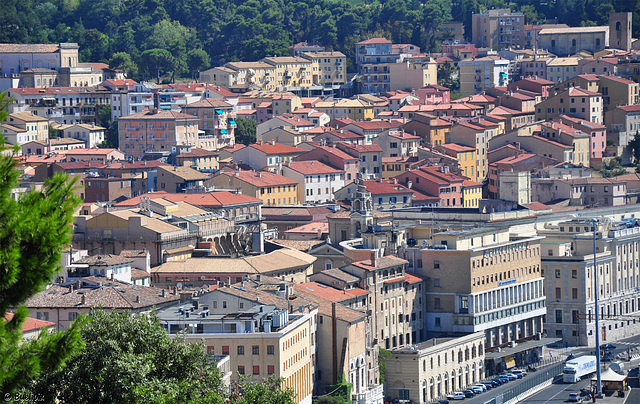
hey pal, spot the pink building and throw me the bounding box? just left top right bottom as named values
left=556, top=115, right=607, bottom=161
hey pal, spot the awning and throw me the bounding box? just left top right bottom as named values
left=229, top=118, right=236, bottom=125
left=215, top=109, right=223, bottom=114
left=220, top=129, right=228, bottom=134
left=160, top=105, right=172, bottom=110
left=500, top=72, right=507, bottom=77
left=592, top=369, right=627, bottom=382
left=485, top=337, right=562, bottom=360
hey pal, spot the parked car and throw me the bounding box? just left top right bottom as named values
left=482, top=381, right=495, bottom=389
left=446, top=392, right=465, bottom=400
left=463, top=390, right=475, bottom=398
left=497, top=376, right=510, bottom=384
left=505, top=373, right=518, bottom=381
left=470, top=386, right=483, bottom=394
left=568, top=392, right=580, bottom=402
left=473, top=384, right=487, bottom=392
left=512, top=369, right=527, bottom=378
left=438, top=400, right=450, bottom=404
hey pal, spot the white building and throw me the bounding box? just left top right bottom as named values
left=60, top=123, right=106, bottom=148
left=110, top=83, right=155, bottom=120
left=282, top=160, right=345, bottom=204
left=459, top=56, right=510, bottom=97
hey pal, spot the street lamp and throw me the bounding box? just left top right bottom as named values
left=592, top=218, right=602, bottom=398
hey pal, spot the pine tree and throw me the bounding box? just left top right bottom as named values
left=0, top=91, right=85, bottom=393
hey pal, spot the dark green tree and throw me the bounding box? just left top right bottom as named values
left=628, top=131, right=640, bottom=163
left=187, top=48, right=211, bottom=80
left=140, top=48, right=175, bottom=83
left=109, top=52, right=138, bottom=79
left=235, top=118, right=257, bottom=146
left=0, top=91, right=85, bottom=393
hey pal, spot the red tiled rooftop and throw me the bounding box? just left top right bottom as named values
left=287, top=160, right=342, bottom=175
left=250, top=142, right=306, bottom=155
left=284, top=222, right=328, bottom=234
left=223, top=170, right=298, bottom=187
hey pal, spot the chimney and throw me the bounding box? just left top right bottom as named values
left=135, top=295, right=140, bottom=303
left=370, top=250, right=377, bottom=268
left=407, top=181, right=413, bottom=189
left=81, top=294, right=86, bottom=305
left=271, top=139, right=276, bottom=145
left=69, top=285, right=74, bottom=293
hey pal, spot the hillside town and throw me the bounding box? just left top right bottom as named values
left=6, top=9, right=640, bottom=404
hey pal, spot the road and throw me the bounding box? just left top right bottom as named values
left=520, top=332, right=640, bottom=404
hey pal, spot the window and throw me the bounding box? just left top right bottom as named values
left=252, top=345, right=259, bottom=355
left=238, top=366, right=245, bottom=375
left=222, top=346, right=229, bottom=355
left=434, top=298, right=441, bottom=309
left=268, top=365, right=275, bottom=375
left=434, top=278, right=440, bottom=287
left=572, top=288, right=578, bottom=299
left=555, top=310, right=563, bottom=323
left=253, top=366, right=260, bottom=375
left=237, top=345, right=244, bottom=355
left=555, top=269, right=561, bottom=278
left=434, top=260, right=440, bottom=269
left=267, top=345, right=274, bottom=355
left=572, top=270, right=577, bottom=279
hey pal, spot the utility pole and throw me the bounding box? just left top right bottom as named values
left=592, top=218, right=602, bottom=398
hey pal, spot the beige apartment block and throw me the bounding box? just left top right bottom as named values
left=598, top=75, right=639, bottom=112
left=159, top=300, right=316, bottom=404
left=535, top=87, right=603, bottom=124
left=471, top=9, right=526, bottom=50
left=385, top=332, right=485, bottom=403
left=459, top=56, right=510, bottom=97
left=546, top=57, right=580, bottom=84
left=388, top=60, right=438, bottom=92
left=299, top=52, right=347, bottom=86
left=539, top=218, right=640, bottom=346
left=417, top=227, right=546, bottom=372
left=1, top=112, right=49, bottom=147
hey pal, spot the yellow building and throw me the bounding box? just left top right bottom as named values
left=213, top=170, right=298, bottom=206
left=313, top=98, right=375, bottom=121
left=436, top=143, right=477, bottom=182
left=159, top=293, right=316, bottom=404
left=300, top=52, right=347, bottom=86
left=1, top=112, right=50, bottom=147
left=462, top=180, right=482, bottom=208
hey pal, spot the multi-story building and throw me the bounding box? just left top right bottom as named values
left=85, top=175, right=134, bottom=202
left=158, top=295, right=316, bottom=404
left=449, top=119, right=500, bottom=181
left=459, top=56, right=510, bottom=97
left=232, top=141, right=306, bottom=172
left=1, top=111, right=49, bottom=147
left=118, top=109, right=199, bottom=160
left=556, top=115, right=607, bottom=161
left=535, top=87, right=603, bottom=124
left=59, top=123, right=105, bottom=148
left=403, top=113, right=453, bottom=147
left=537, top=26, right=609, bottom=57
left=598, top=74, right=639, bottom=112
left=341, top=253, right=427, bottom=350
left=213, top=170, right=299, bottom=206
left=540, top=217, right=640, bottom=346
left=471, top=9, right=526, bottom=50
left=336, top=143, right=383, bottom=180
left=282, top=161, right=345, bottom=204
left=0, top=42, right=79, bottom=78
left=299, top=52, right=347, bottom=87
left=294, top=146, right=360, bottom=185
left=110, top=83, right=155, bottom=120
left=182, top=98, right=236, bottom=150
left=417, top=227, right=546, bottom=373
left=605, top=104, right=640, bottom=148
left=385, top=332, right=485, bottom=403
left=546, top=57, right=580, bottom=84
left=395, top=166, right=465, bottom=208
left=435, top=144, right=477, bottom=182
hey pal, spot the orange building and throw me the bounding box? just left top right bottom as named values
left=118, top=110, right=199, bottom=159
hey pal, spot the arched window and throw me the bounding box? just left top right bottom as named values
left=324, top=259, right=333, bottom=270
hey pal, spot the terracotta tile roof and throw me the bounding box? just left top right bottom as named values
left=600, top=74, right=634, bottom=84
left=311, top=146, right=359, bottom=161
left=185, top=98, right=233, bottom=108
left=389, top=131, right=420, bottom=140
left=285, top=221, right=328, bottom=234
left=270, top=239, right=326, bottom=251
left=8, top=112, right=49, bottom=122
left=295, top=282, right=370, bottom=302
left=274, top=114, right=314, bottom=127
left=532, top=135, right=572, bottom=148
left=76, top=254, right=132, bottom=266
left=104, top=79, right=138, bottom=87
left=292, top=287, right=366, bottom=323
left=286, top=160, right=342, bottom=175
left=348, top=121, right=398, bottom=130
left=250, top=142, right=306, bottom=155
left=0, top=43, right=61, bottom=53
left=4, top=312, right=55, bottom=332
left=222, top=170, right=298, bottom=187
left=343, top=144, right=383, bottom=153
left=25, top=278, right=179, bottom=309
left=362, top=179, right=412, bottom=195
left=131, top=268, right=151, bottom=281
left=438, top=143, right=475, bottom=153
left=205, top=85, right=237, bottom=97
left=462, top=180, right=482, bottom=188
left=177, top=147, right=219, bottom=158
left=356, top=38, right=392, bottom=45
left=618, top=105, right=640, bottom=112
left=524, top=202, right=551, bottom=211
left=351, top=255, right=408, bottom=271
left=567, top=87, right=601, bottom=97
left=119, top=110, right=197, bottom=121
left=64, top=148, right=120, bottom=156
left=317, top=268, right=360, bottom=283
left=315, top=129, right=364, bottom=140
left=157, top=166, right=209, bottom=181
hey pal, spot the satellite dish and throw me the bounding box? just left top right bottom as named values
left=176, top=282, right=183, bottom=289
left=201, top=276, right=205, bottom=280
left=298, top=306, right=305, bottom=313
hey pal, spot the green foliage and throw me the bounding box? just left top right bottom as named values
left=109, top=52, right=138, bottom=78
left=324, top=373, right=352, bottom=404
left=438, top=61, right=459, bottom=92
left=314, top=396, right=344, bottom=404
left=229, top=375, right=296, bottom=404
left=30, top=310, right=226, bottom=403
left=187, top=49, right=211, bottom=80
left=97, top=105, right=118, bottom=148
left=379, top=347, right=391, bottom=384
left=0, top=90, right=85, bottom=393
left=236, top=118, right=258, bottom=146
left=628, top=131, right=640, bottom=164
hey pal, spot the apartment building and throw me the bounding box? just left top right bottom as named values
left=459, top=56, right=510, bottom=97
left=448, top=119, right=500, bottom=181
left=110, top=83, right=155, bottom=120
left=232, top=141, right=306, bottom=172
left=546, top=57, right=579, bottom=83
left=59, top=123, right=105, bottom=148
left=535, top=87, right=603, bottom=124
left=334, top=179, right=413, bottom=210
left=213, top=170, right=298, bottom=206
left=293, top=146, right=359, bottom=185
left=403, top=113, right=453, bottom=147
left=556, top=115, right=607, bottom=161
left=158, top=297, right=316, bottom=404
left=118, top=110, right=199, bottom=159
left=598, top=75, right=639, bottom=112
left=395, top=166, right=465, bottom=208
left=182, top=98, right=236, bottom=150
left=372, top=130, right=420, bottom=158
left=418, top=227, right=546, bottom=372
left=299, top=51, right=347, bottom=87
left=282, top=161, right=345, bottom=204
left=435, top=143, right=477, bottom=182
left=341, top=254, right=427, bottom=350
left=336, top=143, right=383, bottom=179
left=605, top=104, right=640, bottom=148
left=540, top=218, right=640, bottom=346
left=385, top=332, right=485, bottom=403
left=471, top=9, right=526, bottom=50
left=1, top=112, right=49, bottom=146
